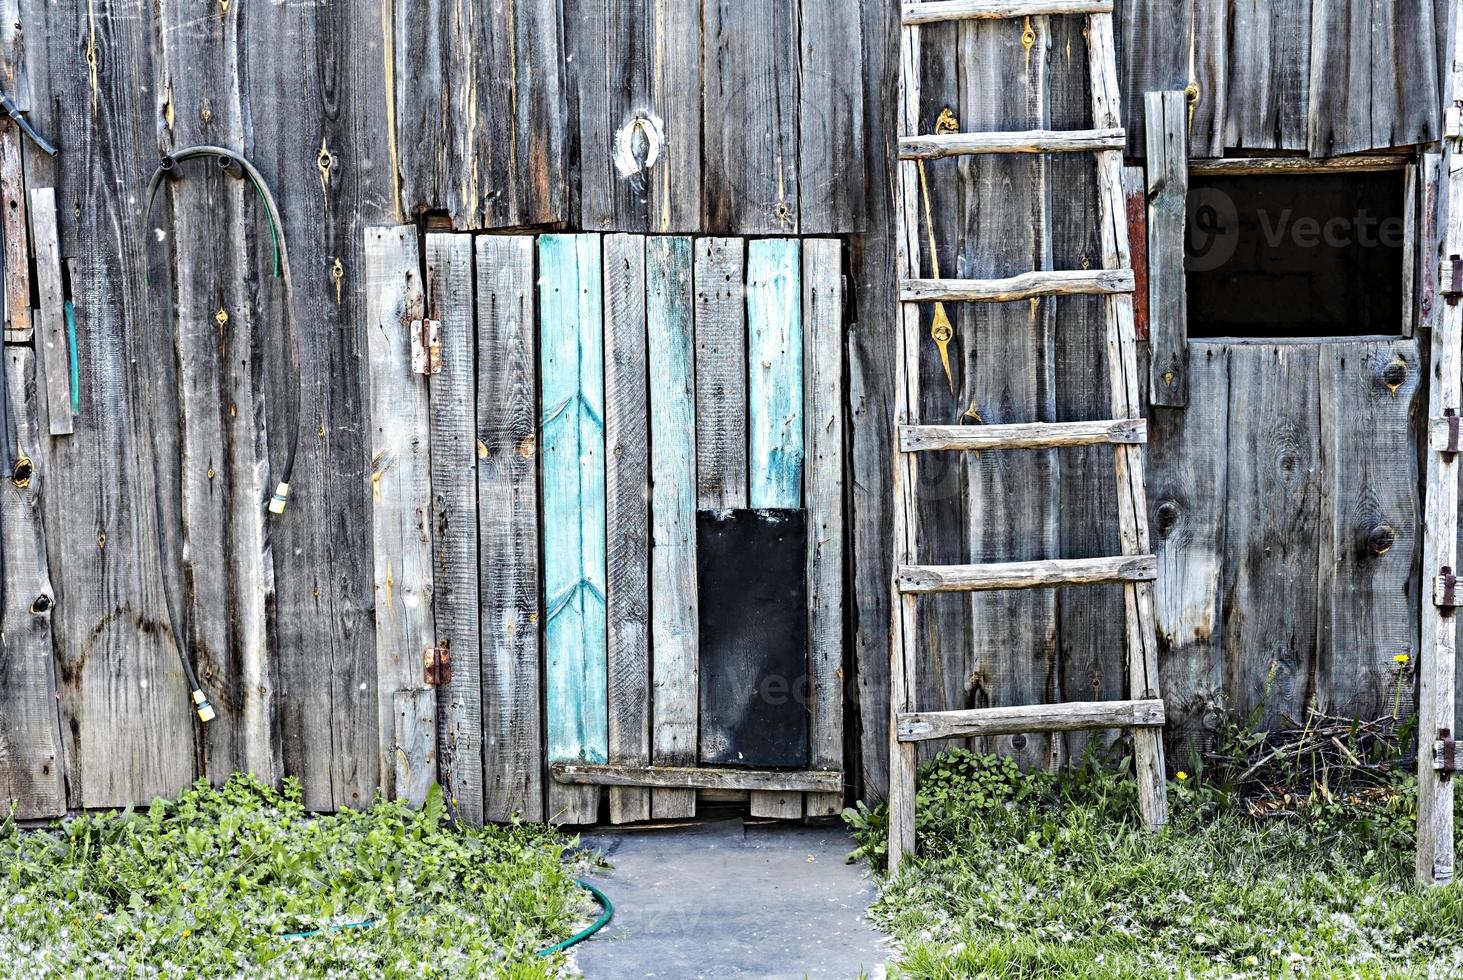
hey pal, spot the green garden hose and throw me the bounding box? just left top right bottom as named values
left=276, top=878, right=614, bottom=956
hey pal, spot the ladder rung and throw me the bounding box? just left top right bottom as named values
left=899, top=128, right=1125, bottom=159
left=901, top=269, right=1134, bottom=303
left=903, top=1, right=1113, bottom=25
left=897, top=554, right=1156, bottom=594
left=900, top=418, right=1145, bottom=452
left=897, top=698, right=1165, bottom=742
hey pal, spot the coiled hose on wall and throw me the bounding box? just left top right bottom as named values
left=142, top=145, right=303, bottom=723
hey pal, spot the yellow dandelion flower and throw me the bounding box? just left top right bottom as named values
left=182, top=929, right=192, bottom=939
left=1394, top=653, right=1409, bottom=664
left=1176, top=771, right=1189, bottom=781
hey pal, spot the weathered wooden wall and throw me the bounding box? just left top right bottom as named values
left=0, top=0, right=1452, bottom=815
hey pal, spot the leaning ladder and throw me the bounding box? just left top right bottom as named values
left=888, top=0, right=1168, bottom=872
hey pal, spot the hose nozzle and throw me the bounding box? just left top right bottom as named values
left=192, top=689, right=216, bottom=723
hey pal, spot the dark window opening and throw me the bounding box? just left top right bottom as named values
left=1185, top=171, right=1405, bottom=338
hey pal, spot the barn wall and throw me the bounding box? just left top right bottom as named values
left=0, top=0, right=1451, bottom=814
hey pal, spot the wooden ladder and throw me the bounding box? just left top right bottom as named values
left=888, top=0, right=1168, bottom=872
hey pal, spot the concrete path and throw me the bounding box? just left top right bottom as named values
left=571, top=818, right=888, bottom=979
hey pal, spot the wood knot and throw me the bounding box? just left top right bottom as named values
left=30, top=593, right=52, bottom=614
left=10, top=455, right=32, bottom=488
left=1155, top=500, right=1181, bottom=536
left=1381, top=356, right=1408, bottom=394
left=1367, top=523, right=1396, bottom=557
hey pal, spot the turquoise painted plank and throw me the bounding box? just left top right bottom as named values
left=540, top=234, right=608, bottom=766
left=647, top=236, right=699, bottom=818
left=747, top=239, right=804, bottom=508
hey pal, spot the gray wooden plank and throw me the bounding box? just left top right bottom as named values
left=27, top=188, right=70, bottom=435
left=798, top=1, right=867, bottom=234
left=694, top=237, right=748, bottom=508
left=364, top=225, right=435, bottom=801
left=803, top=239, right=845, bottom=817
left=702, top=0, right=800, bottom=233
left=395, top=0, right=569, bottom=228
left=475, top=234, right=544, bottom=822
left=568, top=0, right=702, bottom=232
left=604, top=232, right=651, bottom=824
left=426, top=232, right=482, bottom=824
left=1317, top=341, right=1420, bottom=721
left=244, top=0, right=393, bottom=812
left=34, top=0, right=197, bottom=808
left=647, top=235, right=698, bottom=818
left=0, top=119, right=29, bottom=343
left=1147, top=344, right=1229, bottom=769
left=1224, top=0, right=1312, bottom=152
left=1117, top=0, right=1225, bottom=157
left=1307, top=0, right=1441, bottom=156
left=0, top=348, right=65, bottom=817
left=393, top=688, right=437, bottom=808
left=1146, top=91, right=1188, bottom=409
left=1221, top=344, right=1322, bottom=731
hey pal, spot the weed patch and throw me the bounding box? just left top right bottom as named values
left=0, top=775, right=586, bottom=978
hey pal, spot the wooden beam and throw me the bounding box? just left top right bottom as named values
left=902, top=1, right=1113, bottom=26
left=898, top=554, right=1157, bottom=594
left=897, top=698, right=1165, bottom=742
left=0, top=119, right=29, bottom=343
left=28, top=188, right=70, bottom=435
left=552, top=763, right=841, bottom=793
left=899, top=418, right=1145, bottom=452
left=1186, top=155, right=1409, bottom=177
left=900, top=269, right=1133, bottom=303
left=898, top=128, right=1125, bottom=159
left=1146, top=91, right=1188, bottom=408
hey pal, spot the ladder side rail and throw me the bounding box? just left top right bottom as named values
left=1086, top=10, right=1168, bottom=831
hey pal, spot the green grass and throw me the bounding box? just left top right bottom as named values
left=0, top=775, right=587, bottom=978
left=848, top=749, right=1463, bottom=978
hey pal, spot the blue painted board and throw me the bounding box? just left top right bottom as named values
left=747, top=239, right=804, bottom=508
left=540, top=234, right=608, bottom=767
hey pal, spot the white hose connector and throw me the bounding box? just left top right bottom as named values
left=192, top=689, right=216, bottom=723
left=268, top=482, right=290, bottom=515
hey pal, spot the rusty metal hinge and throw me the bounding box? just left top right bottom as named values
left=1445, top=255, right=1463, bottom=306
left=1434, top=729, right=1459, bottom=776
left=1435, top=566, right=1460, bottom=608
left=423, top=641, right=451, bottom=686
left=410, top=318, right=442, bottom=375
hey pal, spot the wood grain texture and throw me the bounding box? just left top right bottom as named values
left=540, top=234, right=607, bottom=826
left=393, top=689, right=437, bottom=808
left=394, top=0, right=569, bottom=228
left=566, top=0, right=702, bottom=232
left=900, top=269, right=1133, bottom=302
left=32, top=0, right=197, bottom=809
left=899, top=555, right=1157, bottom=593
left=0, top=348, right=64, bottom=817
left=898, top=128, right=1125, bottom=158
left=426, top=233, right=481, bottom=823
left=647, top=235, right=698, bottom=819
left=693, top=237, right=748, bottom=508
left=0, top=119, right=29, bottom=343
left=365, top=226, right=434, bottom=802
left=242, top=0, right=394, bottom=812
left=703, top=0, right=800, bottom=233
left=1145, top=91, right=1188, bottom=408
left=798, top=1, right=867, bottom=233
left=803, top=239, right=846, bottom=817
left=1308, top=0, right=1441, bottom=157
left=604, top=233, right=651, bottom=824
left=475, top=235, right=543, bottom=822
left=553, top=763, right=840, bottom=792
left=1147, top=344, right=1229, bottom=768
left=1317, top=342, right=1419, bottom=722
left=27, top=188, right=69, bottom=435
left=747, top=239, right=804, bottom=509
left=903, top=1, right=1112, bottom=22
left=1223, top=0, right=1313, bottom=151
left=1116, top=0, right=1225, bottom=157
left=901, top=418, right=1145, bottom=451
left=898, top=698, right=1164, bottom=741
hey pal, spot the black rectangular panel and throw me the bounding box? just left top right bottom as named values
left=696, top=508, right=809, bottom=768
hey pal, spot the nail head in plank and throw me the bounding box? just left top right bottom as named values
left=540, top=233, right=608, bottom=826
left=899, top=418, right=1146, bottom=452
left=898, top=128, right=1125, bottom=159
left=897, top=698, right=1165, bottom=742
left=475, top=234, right=544, bottom=823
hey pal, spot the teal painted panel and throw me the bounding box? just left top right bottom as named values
left=747, top=239, right=804, bottom=508
left=540, top=233, right=608, bottom=765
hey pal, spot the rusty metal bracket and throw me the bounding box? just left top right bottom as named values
left=410, top=318, right=442, bottom=376
left=423, top=641, right=451, bottom=687
left=1435, top=566, right=1460, bottom=608
left=1434, top=729, right=1459, bottom=777
left=1446, top=255, right=1463, bottom=306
